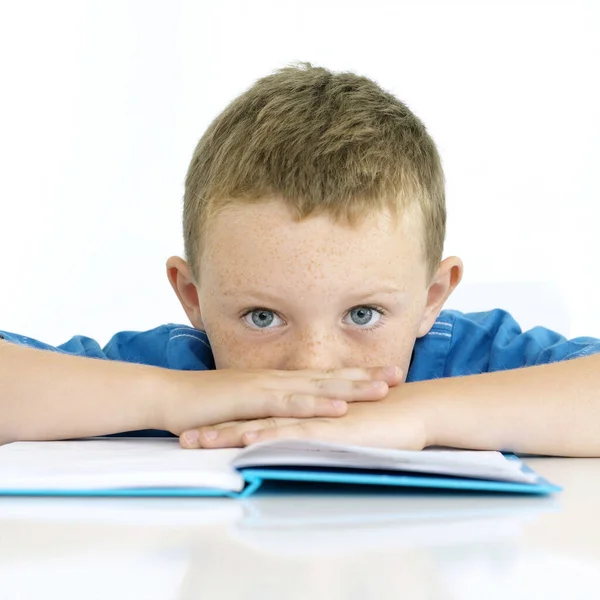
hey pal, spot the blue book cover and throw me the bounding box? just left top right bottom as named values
left=0, top=438, right=561, bottom=497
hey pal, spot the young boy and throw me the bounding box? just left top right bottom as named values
left=1, top=63, right=599, bottom=456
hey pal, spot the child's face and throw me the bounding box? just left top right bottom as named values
left=168, top=199, right=461, bottom=380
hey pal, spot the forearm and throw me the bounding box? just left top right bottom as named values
left=410, top=354, right=600, bottom=456
left=0, top=340, right=171, bottom=444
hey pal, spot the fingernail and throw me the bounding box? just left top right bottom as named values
left=244, top=431, right=258, bottom=443
left=182, top=430, right=200, bottom=448
left=203, top=430, right=218, bottom=441
left=370, top=380, right=386, bottom=389
left=331, top=399, right=346, bottom=409
left=384, top=365, right=400, bottom=378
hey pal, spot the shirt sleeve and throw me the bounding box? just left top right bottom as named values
left=443, top=309, right=600, bottom=376
left=0, top=326, right=172, bottom=367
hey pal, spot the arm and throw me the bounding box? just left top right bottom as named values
left=193, top=355, right=600, bottom=457
left=418, top=353, right=600, bottom=456
left=0, top=339, right=166, bottom=444
left=0, top=339, right=397, bottom=445
left=185, top=311, right=600, bottom=455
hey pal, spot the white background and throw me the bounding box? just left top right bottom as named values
left=0, top=0, right=598, bottom=346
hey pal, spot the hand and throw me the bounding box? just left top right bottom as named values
left=161, top=365, right=403, bottom=436
left=179, top=384, right=428, bottom=450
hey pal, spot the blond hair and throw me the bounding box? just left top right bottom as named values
left=184, top=63, right=445, bottom=280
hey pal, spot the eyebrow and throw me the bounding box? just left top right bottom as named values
left=350, top=287, right=407, bottom=298
left=344, top=287, right=409, bottom=304
left=222, top=285, right=408, bottom=305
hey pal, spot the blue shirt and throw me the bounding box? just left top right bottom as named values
left=2, top=309, right=599, bottom=436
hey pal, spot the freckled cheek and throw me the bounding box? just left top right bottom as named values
left=204, top=323, right=281, bottom=370
left=351, top=333, right=414, bottom=380
left=204, top=320, right=416, bottom=375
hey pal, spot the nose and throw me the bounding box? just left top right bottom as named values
left=279, top=330, right=345, bottom=371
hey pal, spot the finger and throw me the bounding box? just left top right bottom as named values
left=366, top=365, right=403, bottom=386
left=241, top=420, right=336, bottom=446
left=212, top=420, right=245, bottom=430
left=182, top=396, right=348, bottom=446
left=248, top=393, right=349, bottom=420
left=239, top=415, right=426, bottom=450
left=182, top=418, right=301, bottom=449
left=179, top=420, right=246, bottom=448
left=269, top=378, right=389, bottom=402
left=308, top=378, right=390, bottom=402
left=278, top=365, right=402, bottom=385
left=378, top=365, right=403, bottom=386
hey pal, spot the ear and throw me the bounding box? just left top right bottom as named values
left=417, top=256, right=463, bottom=337
left=166, top=256, right=205, bottom=330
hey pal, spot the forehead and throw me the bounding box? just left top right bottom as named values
left=200, top=200, right=427, bottom=293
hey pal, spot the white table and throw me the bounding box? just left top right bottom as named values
left=0, top=458, right=599, bottom=600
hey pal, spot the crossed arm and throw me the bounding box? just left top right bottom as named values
left=182, top=353, right=600, bottom=457
left=2, top=336, right=600, bottom=456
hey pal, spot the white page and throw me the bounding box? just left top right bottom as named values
left=0, top=438, right=245, bottom=492
left=232, top=440, right=538, bottom=484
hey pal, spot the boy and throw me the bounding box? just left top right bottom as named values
left=1, top=63, right=599, bottom=455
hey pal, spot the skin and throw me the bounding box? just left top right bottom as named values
left=168, top=198, right=600, bottom=457
left=168, top=200, right=462, bottom=374
left=0, top=196, right=411, bottom=444
left=167, top=198, right=462, bottom=447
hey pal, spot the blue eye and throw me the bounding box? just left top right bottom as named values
left=343, top=306, right=383, bottom=328
left=243, top=309, right=284, bottom=329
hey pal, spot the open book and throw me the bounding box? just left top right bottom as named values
left=0, top=438, right=560, bottom=497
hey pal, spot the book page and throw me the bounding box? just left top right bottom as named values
left=0, top=438, right=245, bottom=493
left=232, top=439, right=538, bottom=484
